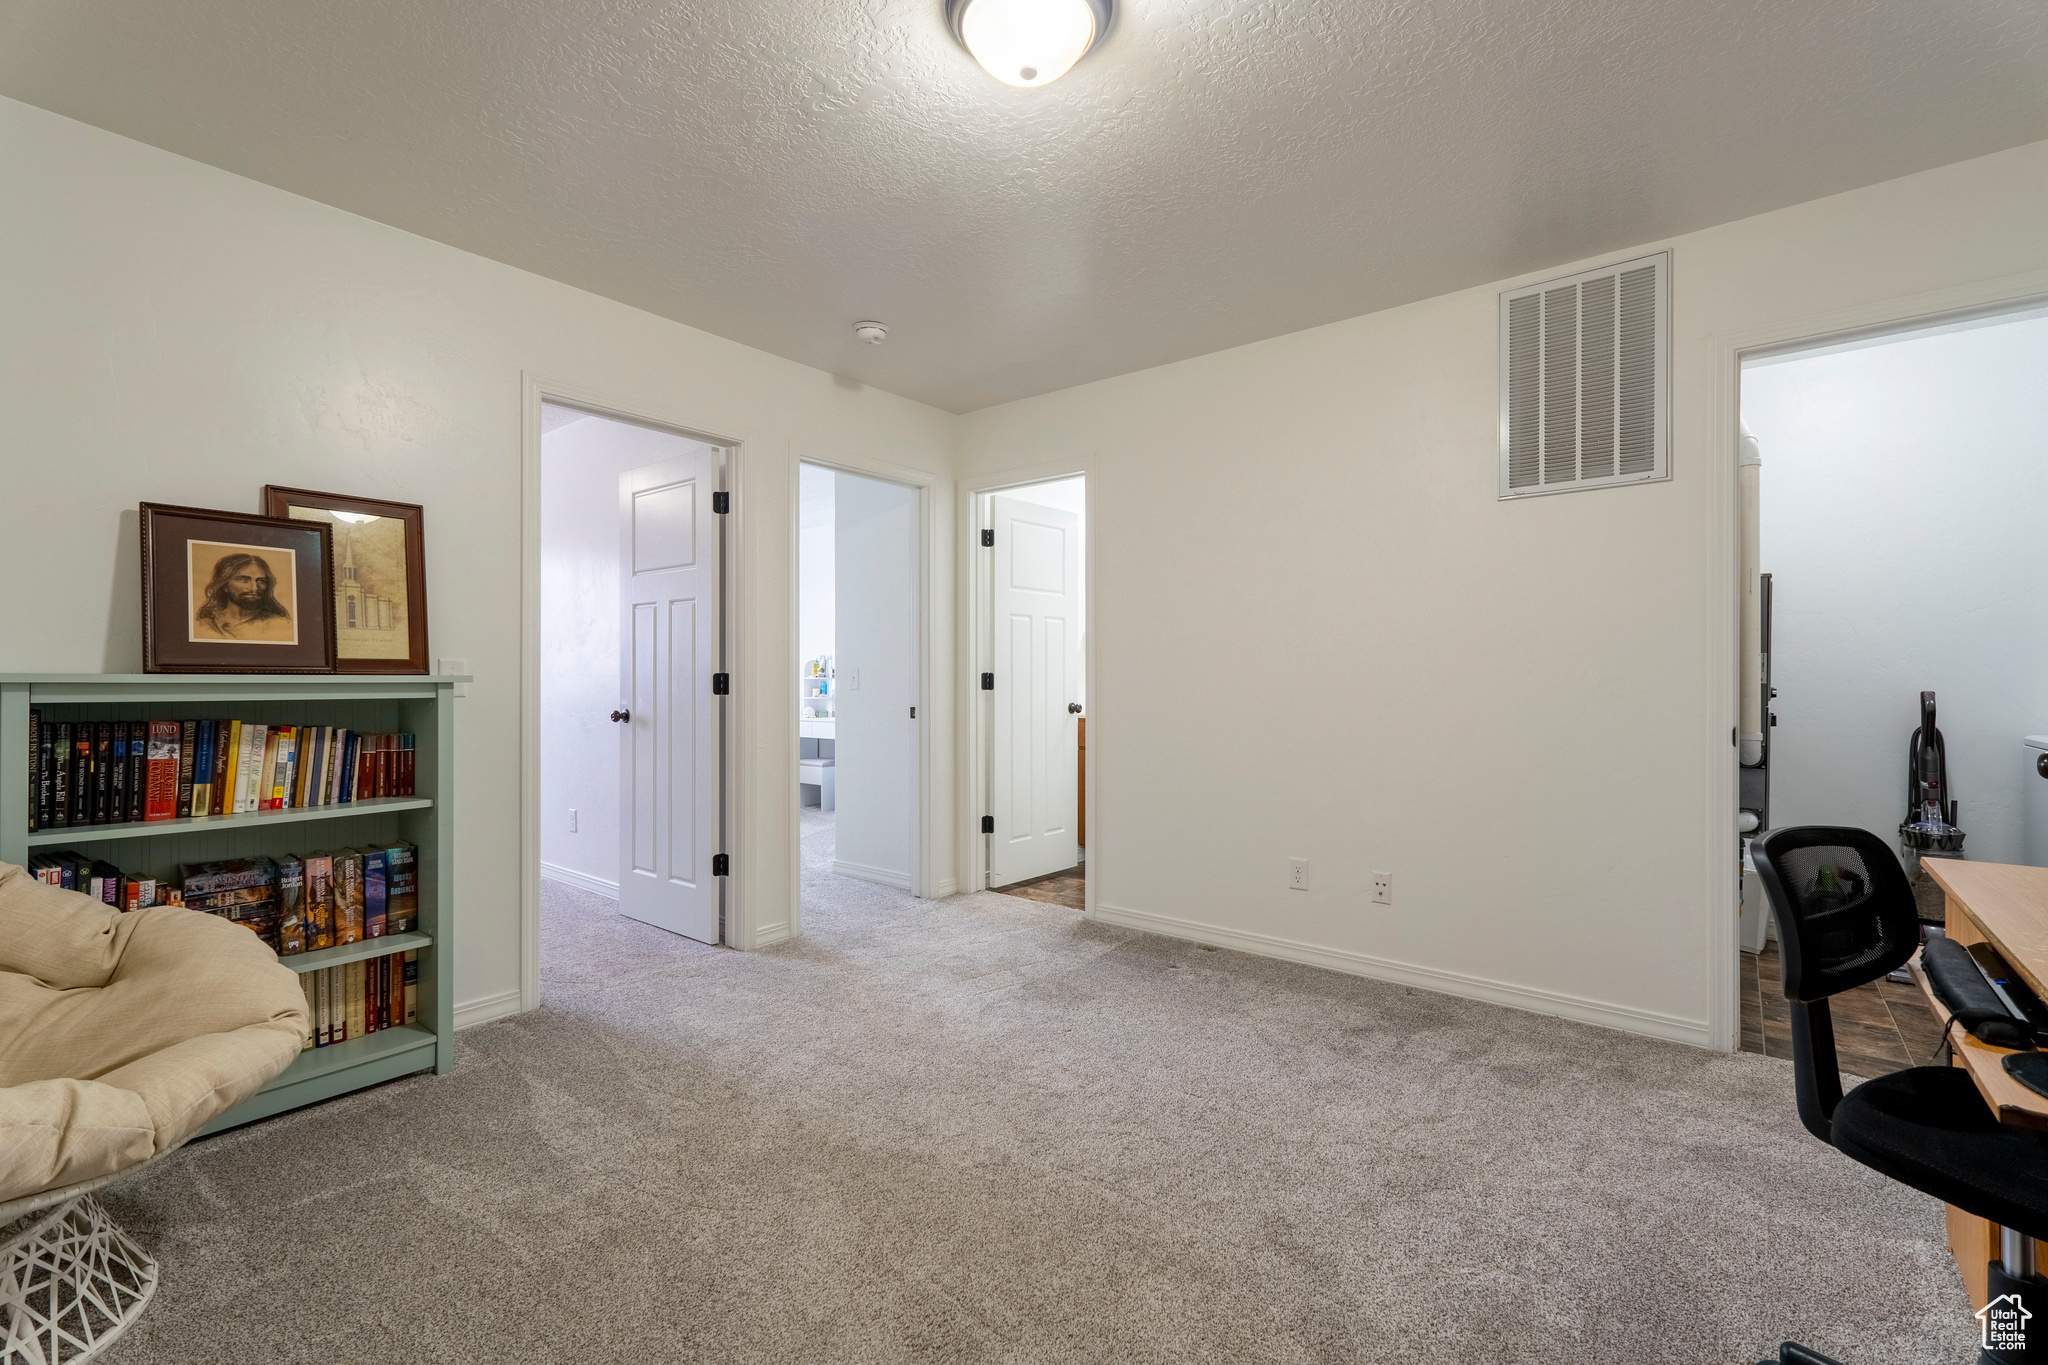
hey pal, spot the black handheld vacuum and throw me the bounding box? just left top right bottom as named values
left=1899, top=690, right=1965, bottom=858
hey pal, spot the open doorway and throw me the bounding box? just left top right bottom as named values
left=976, top=476, right=1087, bottom=911
left=797, top=462, right=922, bottom=911
left=539, top=401, right=727, bottom=946
left=1734, top=304, right=2048, bottom=1069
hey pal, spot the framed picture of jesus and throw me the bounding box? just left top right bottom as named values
left=140, top=504, right=338, bottom=673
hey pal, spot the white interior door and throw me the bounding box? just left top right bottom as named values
left=833, top=470, right=920, bottom=891
left=989, top=493, right=1081, bottom=886
left=618, top=448, right=720, bottom=942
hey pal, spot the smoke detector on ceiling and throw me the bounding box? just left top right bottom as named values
left=853, top=321, right=889, bottom=346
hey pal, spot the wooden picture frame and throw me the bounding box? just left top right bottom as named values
left=141, top=504, right=338, bottom=674
left=262, top=486, right=430, bottom=675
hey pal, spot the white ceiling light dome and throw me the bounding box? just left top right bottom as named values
left=945, top=0, right=1114, bottom=89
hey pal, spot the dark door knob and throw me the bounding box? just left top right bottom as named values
left=1068, top=703, right=1083, bottom=714
left=610, top=709, right=631, bottom=723
left=2037, top=753, right=2047, bottom=779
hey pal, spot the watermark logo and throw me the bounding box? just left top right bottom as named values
left=1981, top=1292, right=2033, bottom=1352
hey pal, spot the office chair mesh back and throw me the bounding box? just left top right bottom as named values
left=1754, top=827, right=1918, bottom=1003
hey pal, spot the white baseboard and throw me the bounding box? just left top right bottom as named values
left=454, top=988, right=524, bottom=1030
left=832, top=858, right=912, bottom=891
left=751, top=921, right=792, bottom=947
left=931, top=877, right=959, bottom=898
left=540, top=861, right=619, bottom=899
left=1088, top=901, right=1711, bottom=1049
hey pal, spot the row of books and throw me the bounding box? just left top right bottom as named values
left=298, top=953, right=417, bottom=1050
left=25, top=710, right=416, bottom=831
left=25, top=846, right=418, bottom=956
left=26, top=850, right=183, bottom=911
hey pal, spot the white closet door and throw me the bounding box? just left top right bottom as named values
left=989, top=494, right=1080, bottom=886
left=617, top=448, right=719, bottom=942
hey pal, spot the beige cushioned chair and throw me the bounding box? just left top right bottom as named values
left=0, top=861, right=308, bottom=1360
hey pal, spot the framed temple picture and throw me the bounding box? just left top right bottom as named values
left=140, top=504, right=338, bottom=673
left=262, top=487, right=429, bottom=675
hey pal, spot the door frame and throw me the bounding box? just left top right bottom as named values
left=1708, top=270, right=2048, bottom=1052
left=520, top=372, right=754, bottom=1011
left=959, top=459, right=1095, bottom=908
left=788, top=445, right=942, bottom=930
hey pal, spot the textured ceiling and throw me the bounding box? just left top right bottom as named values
left=4, top=0, right=2046, bottom=412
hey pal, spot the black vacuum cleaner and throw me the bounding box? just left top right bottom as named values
left=1900, top=690, right=1966, bottom=860
left=1897, top=690, right=1966, bottom=945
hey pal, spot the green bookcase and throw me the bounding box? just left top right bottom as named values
left=0, top=673, right=460, bottom=1134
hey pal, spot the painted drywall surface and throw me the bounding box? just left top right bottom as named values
left=540, top=412, right=714, bottom=891
left=833, top=470, right=919, bottom=888
left=1745, top=314, right=2048, bottom=866
left=955, top=138, right=2048, bottom=1044
left=0, top=97, right=957, bottom=1012
left=798, top=463, right=836, bottom=667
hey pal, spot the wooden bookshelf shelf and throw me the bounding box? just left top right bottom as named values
left=24, top=796, right=434, bottom=848
left=0, top=673, right=460, bottom=1136
left=281, top=930, right=433, bottom=975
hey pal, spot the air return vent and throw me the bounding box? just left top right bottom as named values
left=1499, top=252, right=1669, bottom=498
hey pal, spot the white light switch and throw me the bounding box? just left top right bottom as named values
left=437, top=657, right=468, bottom=698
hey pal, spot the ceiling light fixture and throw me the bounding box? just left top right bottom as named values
left=945, top=0, right=1113, bottom=89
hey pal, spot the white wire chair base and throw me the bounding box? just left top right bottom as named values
left=1, top=1194, right=158, bottom=1364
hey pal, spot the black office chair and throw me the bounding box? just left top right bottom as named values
left=1752, top=826, right=2048, bottom=1365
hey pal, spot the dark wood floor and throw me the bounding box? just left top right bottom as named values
left=992, top=863, right=1085, bottom=910
left=1740, top=943, right=1946, bottom=1077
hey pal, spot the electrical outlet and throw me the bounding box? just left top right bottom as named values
left=1288, top=857, right=1310, bottom=891
left=1371, top=871, right=1392, bottom=906
left=568, top=808, right=578, bottom=833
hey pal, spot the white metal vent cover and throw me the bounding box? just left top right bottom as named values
left=1499, top=252, right=1669, bottom=498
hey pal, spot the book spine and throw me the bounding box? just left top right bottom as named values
left=277, top=856, right=307, bottom=956
left=50, top=723, right=70, bottom=828
left=126, top=721, right=146, bottom=822
left=89, top=723, right=110, bottom=824
left=346, top=960, right=366, bottom=1040
left=403, top=949, right=418, bottom=1025
left=335, top=850, right=364, bottom=945
left=107, top=724, right=129, bottom=827
left=258, top=727, right=280, bottom=811
left=300, top=974, right=316, bottom=1051
left=143, top=721, right=181, bottom=821
left=73, top=727, right=94, bottom=825
left=209, top=719, right=231, bottom=816
left=26, top=707, right=38, bottom=833
left=404, top=733, right=416, bottom=796
left=316, top=967, right=332, bottom=1046
left=219, top=720, right=241, bottom=814
left=306, top=856, right=335, bottom=950
left=36, top=717, right=55, bottom=830
left=273, top=726, right=296, bottom=809
left=176, top=719, right=199, bottom=819
left=330, top=731, right=349, bottom=803
left=364, top=847, right=387, bottom=939
left=189, top=720, right=212, bottom=819
left=379, top=954, right=392, bottom=1032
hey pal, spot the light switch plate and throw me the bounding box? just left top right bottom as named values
left=437, top=657, right=469, bottom=698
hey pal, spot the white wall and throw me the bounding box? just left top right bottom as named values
left=1745, top=313, right=2048, bottom=865
left=0, top=97, right=958, bottom=1019
left=540, top=410, right=716, bottom=892
left=833, top=471, right=920, bottom=888
left=956, top=137, right=2048, bottom=1048
left=798, top=463, right=836, bottom=667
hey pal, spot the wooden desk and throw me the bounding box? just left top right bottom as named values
left=1910, top=859, right=2048, bottom=1306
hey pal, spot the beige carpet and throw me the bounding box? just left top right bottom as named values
left=101, top=810, right=1975, bottom=1363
